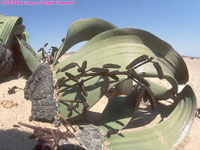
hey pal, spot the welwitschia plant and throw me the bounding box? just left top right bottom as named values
left=0, top=15, right=196, bottom=150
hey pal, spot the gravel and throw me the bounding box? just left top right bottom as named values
left=75, top=125, right=104, bottom=150
left=59, top=124, right=105, bottom=150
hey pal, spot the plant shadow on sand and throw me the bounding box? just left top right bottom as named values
left=0, top=75, right=18, bottom=84
left=125, top=101, right=176, bottom=130
left=0, top=129, right=37, bottom=150
left=67, top=100, right=176, bottom=132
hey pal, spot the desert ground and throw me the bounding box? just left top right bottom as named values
left=0, top=56, right=199, bottom=150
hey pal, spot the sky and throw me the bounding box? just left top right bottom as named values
left=0, top=0, right=200, bottom=57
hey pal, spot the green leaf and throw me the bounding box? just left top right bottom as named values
left=53, top=18, right=117, bottom=65
left=105, top=85, right=196, bottom=150
left=0, top=14, right=23, bottom=49
left=96, top=86, right=139, bottom=131
left=147, top=79, right=176, bottom=100
left=57, top=74, right=121, bottom=119
left=96, top=79, right=178, bottom=132
left=16, top=37, right=40, bottom=72
left=12, top=24, right=25, bottom=35
left=21, top=30, right=29, bottom=43
left=54, top=28, right=188, bottom=119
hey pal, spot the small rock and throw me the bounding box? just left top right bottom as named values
left=75, top=124, right=104, bottom=150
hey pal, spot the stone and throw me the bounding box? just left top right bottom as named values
left=0, top=44, right=13, bottom=76
left=24, top=63, right=57, bottom=122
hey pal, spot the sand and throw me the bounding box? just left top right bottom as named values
left=176, top=57, right=200, bottom=150
left=0, top=56, right=199, bottom=150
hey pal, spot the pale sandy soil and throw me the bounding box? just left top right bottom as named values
left=177, top=57, right=200, bottom=150
left=0, top=56, right=199, bottom=150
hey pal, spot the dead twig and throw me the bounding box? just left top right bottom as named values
left=8, top=86, right=24, bottom=94
left=18, top=122, right=75, bottom=150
